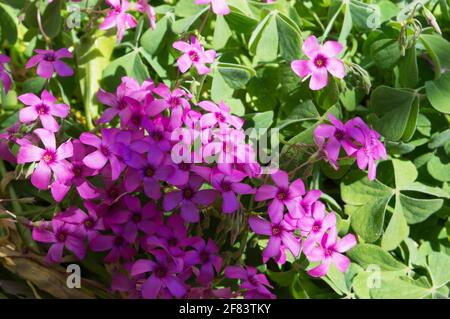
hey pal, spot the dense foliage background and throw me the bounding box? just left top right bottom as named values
left=0, top=0, right=449, bottom=299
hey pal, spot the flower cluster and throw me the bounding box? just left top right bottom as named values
left=314, top=114, right=387, bottom=180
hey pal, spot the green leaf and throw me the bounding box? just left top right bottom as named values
left=425, top=72, right=450, bottom=114
left=103, top=51, right=150, bottom=91
left=370, top=277, right=431, bottom=299
left=369, top=86, right=417, bottom=141
left=429, top=129, right=450, bottom=149
left=276, top=12, right=302, bottom=62
left=420, top=34, right=450, bottom=79
left=217, top=62, right=255, bottom=89
left=76, top=30, right=116, bottom=128
left=140, top=16, right=171, bottom=55
left=371, top=39, right=401, bottom=70
left=427, top=252, right=450, bottom=287
left=244, top=111, right=274, bottom=129
left=172, top=7, right=208, bottom=34
left=254, top=13, right=279, bottom=62
left=398, top=46, right=419, bottom=89
left=213, top=15, right=232, bottom=49
left=42, top=0, right=62, bottom=38
left=347, top=244, right=407, bottom=271
left=427, top=150, right=450, bottom=182
left=349, top=0, right=379, bottom=32
left=381, top=195, right=409, bottom=251
left=0, top=3, right=17, bottom=44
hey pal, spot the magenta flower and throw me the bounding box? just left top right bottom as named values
left=0, top=54, right=12, bottom=93
left=173, top=36, right=216, bottom=75
left=18, top=90, right=69, bottom=132
left=17, top=129, right=73, bottom=190
left=255, top=170, right=304, bottom=223
left=131, top=250, right=187, bottom=299
left=90, top=227, right=137, bottom=263
left=224, top=266, right=275, bottom=299
left=123, top=147, right=173, bottom=199
left=108, top=195, right=161, bottom=242
left=198, top=101, right=244, bottom=130
left=184, top=238, right=222, bottom=285
left=210, top=169, right=254, bottom=213
left=299, top=189, right=322, bottom=217
left=26, top=48, right=73, bottom=79
left=163, top=175, right=218, bottom=223
left=297, top=201, right=336, bottom=238
left=100, top=0, right=137, bottom=42
left=291, top=36, right=346, bottom=90
left=32, top=219, right=85, bottom=263
left=80, top=128, right=131, bottom=180
left=249, top=216, right=300, bottom=261
left=54, top=203, right=106, bottom=241
left=314, top=113, right=357, bottom=168
left=304, top=228, right=357, bottom=277
left=136, top=0, right=156, bottom=30
left=50, top=140, right=99, bottom=202
left=195, top=0, right=230, bottom=15
left=0, top=123, right=20, bottom=164
left=148, top=83, right=192, bottom=129
left=97, top=77, right=152, bottom=124
left=348, top=117, right=387, bottom=181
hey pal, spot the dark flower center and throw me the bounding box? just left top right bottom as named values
left=168, top=237, right=178, bottom=247
left=108, top=187, right=119, bottom=198
left=216, top=112, right=225, bottom=122
left=84, top=219, right=94, bottom=229
left=114, top=236, right=124, bottom=247
left=312, top=223, right=320, bottom=232
left=188, top=50, right=200, bottom=62
left=144, top=166, right=155, bottom=177
left=325, top=249, right=332, bottom=257
left=151, top=130, right=163, bottom=141
left=155, top=266, right=167, bottom=278
left=44, top=53, right=56, bottom=62
left=168, top=96, right=181, bottom=108
left=248, top=276, right=259, bottom=287
left=42, top=151, right=56, bottom=164
left=200, top=251, right=210, bottom=263
left=335, top=129, right=345, bottom=140
left=272, top=226, right=282, bottom=236
left=221, top=181, right=232, bottom=192
left=100, top=146, right=110, bottom=156
left=57, top=232, right=67, bottom=242
left=276, top=190, right=288, bottom=201
left=314, top=54, right=328, bottom=68
left=73, top=165, right=83, bottom=177
left=178, top=162, right=191, bottom=171
left=132, top=213, right=141, bottom=223
left=36, top=104, right=49, bottom=115
left=183, top=188, right=194, bottom=199
left=131, top=114, right=141, bottom=125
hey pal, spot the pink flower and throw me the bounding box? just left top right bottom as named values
left=80, top=128, right=131, bottom=180
left=26, top=48, right=73, bottom=79
left=173, top=36, right=216, bottom=75
left=210, top=169, right=254, bottom=213
left=147, top=83, right=192, bottom=129
left=304, top=227, right=356, bottom=277
left=297, top=201, right=336, bottom=238
left=291, top=35, right=346, bottom=90
left=249, top=216, right=300, bottom=262
left=0, top=54, right=12, bottom=93
left=314, top=113, right=357, bottom=169
left=224, top=266, right=275, bottom=299
left=255, top=170, right=304, bottom=223
left=348, top=117, right=387, bottom=181
left=198, top=100, right=243, bottom=130
left=90, top=227, right=137, bottom=263
left=184, top=238, right=222, bottom=285
left=136, top=0, right=156, bottom=30
left=163, top=175, right=218, bottom=223
left=17, top=129, right=73, bottom=190
left=131, top=250, right=187, bottom=299
left=100, top=0, right=137, bottom=42
left=195, top=0, right=230, bottom=15
left=18, top=90, right=69, bottom=132
left=32, top=219, right=85, bottom=263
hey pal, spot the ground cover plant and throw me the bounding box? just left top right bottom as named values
left=0, top=0, right=449, bottom=299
